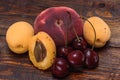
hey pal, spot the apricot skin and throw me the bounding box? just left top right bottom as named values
left=83, top=16, right=111, bottom=48
left=6, top=21, right=34, bottom=54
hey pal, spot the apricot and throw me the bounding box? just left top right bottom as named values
left=34, top=6, right=83, bottom=46
left=29, top=32, right=56, bottom=70
left=83, top=16, right=111, bottom=48
left=6, top=21, right=34, bottom=54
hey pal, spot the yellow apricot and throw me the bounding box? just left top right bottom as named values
left=83, top=16, right=111, bottom=48
left=6, top=21, right=34, bottom=54
left=29, top=31, right=56, bottom=70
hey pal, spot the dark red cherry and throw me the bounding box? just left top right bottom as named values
left=67, top=50, right=85, bottom=69
left=57, top=46, right=73, bottom=58
left=72, top=36, right=87, bottom=51
left=84, top=49, right=99, bottom=69
left=52, top=58, right=70, bottom=78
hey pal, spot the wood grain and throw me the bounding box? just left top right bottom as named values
left=0, top=0, right=120, bottom=80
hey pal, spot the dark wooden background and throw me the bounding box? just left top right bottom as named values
left=0, top=0, right=120, bottom=80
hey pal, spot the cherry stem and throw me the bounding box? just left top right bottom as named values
left=80, top=16, right=96, bottom=50
left=65, top=11, right=71, bottom=47
left=65, top=26, right=68, bottom=47
left=73, top=28, right=80, bottom=42
left=67, top=11, right=81, bottom=43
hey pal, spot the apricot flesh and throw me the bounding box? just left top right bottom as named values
left=34, top=7, right=83, bottom=46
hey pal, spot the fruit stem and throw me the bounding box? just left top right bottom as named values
left=65, top=11, right=70, bottom=47
left=67, top=11, right=80, bottom=43
left=80, top=16, right=96, bottom=50
left=65, top=27, right=68, bottom=47
left=73, top=28, right=80, bottom=42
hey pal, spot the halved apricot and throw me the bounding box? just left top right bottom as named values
left=29, top=32, right=56, bottom=70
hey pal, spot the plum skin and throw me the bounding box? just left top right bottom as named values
left=34, top=7, right=83, bottom=46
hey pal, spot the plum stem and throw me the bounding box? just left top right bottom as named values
left=80, top=16, right=96, bottom=50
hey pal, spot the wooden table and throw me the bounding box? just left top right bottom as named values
left=0, top=0, right=120, bottom=80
